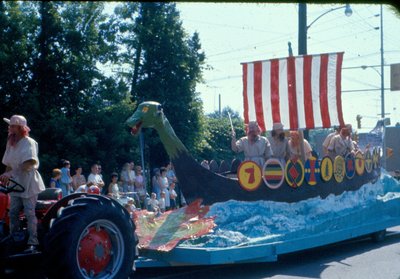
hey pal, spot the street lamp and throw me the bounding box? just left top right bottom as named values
left=379, top=4, right=385, bottom=120
left=298, top=4, right=352, bottom=55
left=297, top=3, right=352, bottom=145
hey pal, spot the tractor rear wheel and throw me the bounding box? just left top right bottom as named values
left=44, top=195, right=137, bottom=279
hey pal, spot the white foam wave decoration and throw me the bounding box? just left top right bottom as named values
left=180, top=171, right=400, bottom=248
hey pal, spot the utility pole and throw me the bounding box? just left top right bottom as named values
left=298, top=3, right=307, bottom=56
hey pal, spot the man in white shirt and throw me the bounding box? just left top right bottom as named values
left=328, top=127, right=355, bottom=158
left=87, top=164, right=105, bottom=192
left=0, top=115, right=45, bottom=252
left=231, top=121, right=273, bottom=168
left=322, top=126, right=340, bottom=156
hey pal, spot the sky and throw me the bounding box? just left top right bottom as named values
left=175, top=3, right=400, bottom=130
left=104, top=2, right=400, bottom=130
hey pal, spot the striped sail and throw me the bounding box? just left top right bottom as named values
left=242, top=52, right=345, bottom=131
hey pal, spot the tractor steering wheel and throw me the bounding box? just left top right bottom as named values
left=0, top=178, right=25, bottom=194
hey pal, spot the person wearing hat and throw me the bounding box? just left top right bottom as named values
left=322, top=126, right=340, bottom=156
left=269, top=122, right=290, bottom=162
left=327, top=126, right=355, bottom=158
left=0, top=115, right=45, bottom=252
left=231, top=120, right=273, bottom=168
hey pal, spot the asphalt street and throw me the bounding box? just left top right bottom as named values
left=3, top=226, right=400, bottom=279
left=135, top=226, right=400, bottom=279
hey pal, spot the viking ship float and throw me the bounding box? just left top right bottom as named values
left=126, top=52, right=382, bottom=206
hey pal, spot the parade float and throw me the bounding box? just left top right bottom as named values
left=127, top=52, right=400, bottom=268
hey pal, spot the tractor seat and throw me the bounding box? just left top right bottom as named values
left=36, top=188, right=62, bottom=213
left=36, top=200, right=58, bottom=211
left=38, top=188, right=62, bottom=201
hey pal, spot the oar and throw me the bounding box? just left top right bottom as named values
left=228, top=112, right=234, bottom=135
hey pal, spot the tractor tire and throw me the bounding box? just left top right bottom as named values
left=43, top=195, right=138, bottom=279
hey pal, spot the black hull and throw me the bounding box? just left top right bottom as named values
left=173, top=152, right=380, bottom=205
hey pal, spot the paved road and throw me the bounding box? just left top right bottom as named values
left=3, top=226, right=400, bottom=278
left=135, top=226, right=400, bottom=279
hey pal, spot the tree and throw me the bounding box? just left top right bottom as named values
left=196, top=107, right=245, bottom=163
left=0, top=1, right=38, bottom=158
left=0, top=2, right=138, bottom=182
left=115, top=2, right=205, bottom=168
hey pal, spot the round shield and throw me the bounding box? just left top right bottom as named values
left=345, top=153, right=356, bottom=179
left=263, top=158, right=285, bottom=189
left=364, top=149, right=373, bottom=173
left=320, top=156, right=333, bottom=182
left=333, top=155, right=345, bottom=183
left=304, top=155, right=321, bottom=186
left=237, top=161, right=262, bottom=191
left=284, top=159, right=305, bottom=188
left=355, top=151, right=365, bottom=176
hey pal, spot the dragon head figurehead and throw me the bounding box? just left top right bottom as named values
left=126, top=101, right=164, bottom=135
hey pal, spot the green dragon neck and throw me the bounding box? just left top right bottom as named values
left=154, top=116, right=187, bottom=159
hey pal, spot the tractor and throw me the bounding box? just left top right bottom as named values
left=0, top=179, right=138, bottom=278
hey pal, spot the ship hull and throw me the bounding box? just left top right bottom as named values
left=173, top=152, right=380, bottom=205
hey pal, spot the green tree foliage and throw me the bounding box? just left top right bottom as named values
left=0, top=1, right=37, bottom=148
left=197, top=107, right=245, bottom=163
left=0, top=2, right=138, bottom=182
left=115, top=2, right=205, bottom=168
left=0, top=1, right=208, bottom=183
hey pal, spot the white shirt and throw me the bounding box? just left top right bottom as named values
left=2, top=137, right=45, bottom=198
left=75, top=185, right=88, bottom=193
left=87, top=173, right=104, bottom=186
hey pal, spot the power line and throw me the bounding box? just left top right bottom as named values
left=342, top=88, right=391, bottom=92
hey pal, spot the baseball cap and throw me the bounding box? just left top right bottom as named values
left=3, top=115, right=31, bottom=132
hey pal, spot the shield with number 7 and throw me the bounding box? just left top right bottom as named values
left=237, top=161, right=262, bottom=191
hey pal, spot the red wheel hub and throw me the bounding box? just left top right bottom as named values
left=78, top=226, right=112, bottom=276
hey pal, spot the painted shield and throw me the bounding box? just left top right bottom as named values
left=263, top=159, right=285, bottom=189
left=355, top=151, right=365, bottom=176
left=284, top=159, right=305, bottom=188
left=372, top=147, right=380, bottom=169
left=304, top=156, right=321, bottom=186
left=345, top=153, right=356, bottom=179
left=320, top=156, right=333, bottom=182
left=237, top=161, right=262, bottom=191
left=364, top=150, right=373, bottom=173
left=333, top=155, right=345, bottom=183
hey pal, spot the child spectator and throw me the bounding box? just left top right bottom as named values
left=124, top=203, right=133, bottom=216
left=108, top=172, right=120, bottom=199
left=159, top=191, right=166, bottom=213
left=158, top=167, right=170, bottom=210
left=49, top=169, right=62, bottom=189
left=60, top=160, right=72, bottom=197
left=148, top=192, right=160, bottom=213
left=126, top=197, right=137, bottom=212
left=169, top=183, right=178, bottom=210
left=134, top=165, right=147, bottom=208
left=151, top=168, right=161, bottom=199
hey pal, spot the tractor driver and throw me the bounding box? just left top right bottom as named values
left=0, top=115, right=45, bottom=253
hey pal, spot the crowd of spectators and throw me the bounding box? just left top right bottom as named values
left=48, top=160, right=185, bottom=215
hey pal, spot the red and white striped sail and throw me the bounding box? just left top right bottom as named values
left=242, top=52, right=345, bottom=131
